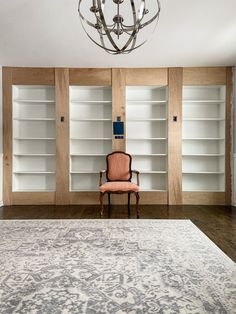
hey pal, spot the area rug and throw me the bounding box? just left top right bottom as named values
left=0, top=220, right=235, bottom=313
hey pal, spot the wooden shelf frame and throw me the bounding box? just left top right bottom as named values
left=182, top=67, right=232, bottom=204
left=2, top=66, right=233, bottom=205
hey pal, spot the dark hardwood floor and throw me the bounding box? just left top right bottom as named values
left=0, top=204, right=235, bottom=262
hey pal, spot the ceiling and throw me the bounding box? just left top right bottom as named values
left=0, top=0, right=236, bottom=67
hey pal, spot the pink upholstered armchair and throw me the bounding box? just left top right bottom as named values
left=99, top=151, right=140, bottom=218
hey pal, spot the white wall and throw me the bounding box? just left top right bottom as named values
left=0, top=66, right=3, bottom=206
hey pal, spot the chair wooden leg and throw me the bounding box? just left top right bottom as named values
left=100, top=192, right=104, bottom=217
left=108, top=193, right=111, bottom=218
left=135, top=192, right=140, bottom=219
left=128, top=193, right=131, bottom=218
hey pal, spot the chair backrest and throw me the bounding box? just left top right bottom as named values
left=106, top=152, right=132, bottom=181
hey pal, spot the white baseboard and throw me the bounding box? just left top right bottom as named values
left=0, top=201, right=3, bottom=207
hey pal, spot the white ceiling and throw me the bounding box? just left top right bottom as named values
left=0, top=0, right=236, bottom=67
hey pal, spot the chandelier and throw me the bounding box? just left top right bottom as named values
left=78, top=0, right=161, bottom=55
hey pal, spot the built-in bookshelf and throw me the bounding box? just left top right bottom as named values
left=182, top=85, right=226, bottom=192
left=69, top=86, right=112, bottom=191
left=126, top=86, right=168, bottom=191
left=12, top=86, right=56, bottom=191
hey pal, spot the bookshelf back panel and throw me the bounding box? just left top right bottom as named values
left=13, top=103, right=55, bottom=119
left=183, top=86, right=225, bottom=101
left=126, top=105, right=167, bottom=119
left=127, top=121, right=167, bottom=138
left=182, top=85, right=226, bottom=193
left=70, top=140, right=111, bottom=155
left=183, top=174, right=225, bottom=191
left=69, top=86, right=112, bottom=192
left=126, top=86, right=167, bottom=101
left=13, top=86, right=55, bottom=101
left=13, top=156, right=55, bottom=172
left=183, top=120, right=225, bottom=138
left=13, top=140, right=56, bottom=154
left=132, top=156, right=167, bottom=172
left=139, top=173, right=167, bottom=191
left=71, top=173, right=99, bottom=191
left=182, top=140, right=224, bottom=155
left=70, top=104, right=111, bottom=119
left=126, top=140, right=167, bottom=154
left=13, top=174, right=55, bottom=191
left=183, top=156, right=225, bottom=172
left=71, top=156, right=106, bottom=172
left=13, top=120, right=56, bottom=138
left=183, top=103, right=224, bottom=119
left=13, top=85, right=56, bottom=192
left=70, top=121, right=112, bottom=138
left=70, top=86, right=112, bottom=101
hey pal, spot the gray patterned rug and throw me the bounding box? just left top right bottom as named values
left=0, top=219, right=235, bottom=314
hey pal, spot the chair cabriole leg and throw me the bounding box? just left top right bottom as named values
left=108, top=193, right=111, bottom=218
left=135, top=192, right=140, bottom=219
left=128, top=193, right=131, bottom=218
left=100, top=192, right=104, bottom=218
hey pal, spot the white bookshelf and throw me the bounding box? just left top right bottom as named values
left=69, top=86, right=112, bottom=191
left=126, top=86, right=168, bottom=192
left=182, top=86, right=226, bottom=192
left=12, top=85, right=56, bottom=192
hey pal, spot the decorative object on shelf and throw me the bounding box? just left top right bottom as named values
left=78, top=0, right=161, bottom=54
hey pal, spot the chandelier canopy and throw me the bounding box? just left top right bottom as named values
left=78, top=0, right=161, bottom=55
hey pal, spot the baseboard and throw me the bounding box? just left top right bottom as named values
left=0, top=201, right=3, bottom=207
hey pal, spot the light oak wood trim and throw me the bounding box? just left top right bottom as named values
left=183, top=67, right=227, bottom=85
left=12, top=67, right=55, bottom=85
left=134, top=191, right=167, bottom=204
left=168, top=68, right=183, bottom=204
left=69, top=68, right=112, bottom=85
left=55, top=68, right=70, bottom=204
left=110, top=192, right=167, bottom=205
left=3, top=67, right=13, bottom=205
left=112, top=68, right=126, bottom=151
left=124, top=68, right=168, bottom=85
left=70, top=192, right=105, bottom=205
left=183, top=192, right=225, bottom=205
left=225, top=67, right=233, bottom=205
left=69, top=191, right=167, bottom=204
left=12, top=192, right=55, bottom=205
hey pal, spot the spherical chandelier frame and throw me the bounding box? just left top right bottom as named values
left=78, top=0, right=161, bottom=55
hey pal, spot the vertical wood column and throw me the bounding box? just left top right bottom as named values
left=112, top=68, right=126, bottom=152
left=168, top=68, right=183, bottom=204
left=55, top=68, right=70, bottom=204
left=3, top=67, right=13, bottom=205
left=225, top=67, right=233, bottom=205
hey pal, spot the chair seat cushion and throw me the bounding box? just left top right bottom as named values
left=100, top=181, right=139, bottom=193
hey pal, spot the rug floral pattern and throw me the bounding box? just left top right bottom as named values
left=0, top=219, right=235, bottom=313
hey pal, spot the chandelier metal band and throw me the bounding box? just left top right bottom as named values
left=78, top=0, right=161, bottom=54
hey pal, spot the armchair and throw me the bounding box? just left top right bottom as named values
left=99, top=151, right=140, bottom=218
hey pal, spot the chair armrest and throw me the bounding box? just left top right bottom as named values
left=99, top=170, right=106, bottom=186
left=131, top=170, right=140, bottom=186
